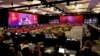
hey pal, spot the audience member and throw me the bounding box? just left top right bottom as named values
left=0, top=35, right=9, bottom=56
left=20, top=40, right=30, bottom=56
left=58, top=32, right=67, bottom=46
left=9, top=46, right=15, bottom=56
left=75, top=40, right=99, bottom=56
left=30, top=42, right=43, bottom=56
left=51, top=45, right=64, bottom=56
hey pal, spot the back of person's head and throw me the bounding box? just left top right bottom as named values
left=52, top=45, right=64, bottom=56
left=54, top=45, right=59, bottom=52
left=76, top=40, right=99, bottom=56
left=84, top=40, right=94, bottom=48
left=62, top=32, right=65, bottom=36
left=40, top=32, right=44, bottom=34
left=23, top=40, right=29, bottom=44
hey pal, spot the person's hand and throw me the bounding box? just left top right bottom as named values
left=37, top=42, right=43, bottom=56
left=37, top=42, right=43, bottom=45
left=9, top=47, right=15, bottom=52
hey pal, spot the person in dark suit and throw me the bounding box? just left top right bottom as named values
left=0, top=35, right=9, bottom=56
left=57, top=32, right=66, bottom=46
left=51, top=45, right=64, bottom=56
left=75, top=40, right=99, bottom=56
left=36, top=32, right=45, bottom=42
left=20, top=40, right=30, bottom=56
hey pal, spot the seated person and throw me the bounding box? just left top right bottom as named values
left=0, top=35, right=9, bottom=56
left=20, top=40, right=30, bottom=56
left=57, top=32, right=66, bottom=46
left=51, top=45, right=64, bottom=56
left=75, top=40, right=99, bottom=56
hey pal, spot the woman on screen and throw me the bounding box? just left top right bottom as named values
left=19, top=16, right=32, bottom=25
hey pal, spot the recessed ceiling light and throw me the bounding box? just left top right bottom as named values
left=71, top=9, right=86, bottom=12
left=37, top=5, right=45, bottom=8
left=93, top=7, right=100, bottom=11
left=32, top=0, right=41, bottom=4
left=94, top=11, right=100, bottom=13
left=14, top=7, right=28, bottom=11
left=54, top=10, right=61, bottom=13
left=21, top=1, right=32, bottom=5
left=50, top=7, right=54, bottom=11
left=21, top=0, right=41, bottom=5
left=97, top=8, right=100, bottom=9
left=0, top=4, right=20, bottom=8
left=77, top=4, right=83, bottom=7
left=42, top=12, right=47, bottom=15
left=30, top=9, right=38, bottom=13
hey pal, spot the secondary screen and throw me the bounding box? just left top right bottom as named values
left=60, top=15, right=83, bottom=24
left=9, top=11, right=38, bottom=26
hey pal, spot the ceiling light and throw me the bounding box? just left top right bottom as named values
left=14, top=7, right=28, bottom=11
left=73, top=4, right=83, bottom=9
left=0, top=4, right=20, bottom=8
left=94, top=11, right=100, bottom=13
left=97, top=8, right=100, bottom=9
left=42, top=12, right=47, bottom=15
left=32, top=0, right=41, bottom=4
left=75, top=7, right=79, bottom=9
left=50, top=7, right=54, bottom=11
left=70, top=0, right=90, bottom=4
left=30, top=9, right=38, bottom=13
left=77, top=4, right=83, bottom=7
left=37, top=5, right=45, bottom=8
left=74, top=9, right=81, bottom=12
left=12, top=4, right=20, bottom=7
left=22, top=0, right=41, bottom=5
left=54, top=10, right=61, bottom=13
left=76, top=9, right=81, bottom=12
left=71, top=9, right=86, bottom=12
left=56, top=11, right=62, bottom=13
left=21, top=1, right=32, bottom=5
left=72, top=5, right=75, bottom=8
left=93, top=7, right=100, bottom=11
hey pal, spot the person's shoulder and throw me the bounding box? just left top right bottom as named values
left=92, top=51, right=99, bottom=56
left=75, top=50, right=85, bottom=56
left=58, top=53, right=63, bottom=55
left=51, top=52, right=63, bottom=56
left=76, top=49, right=83, bottom=53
